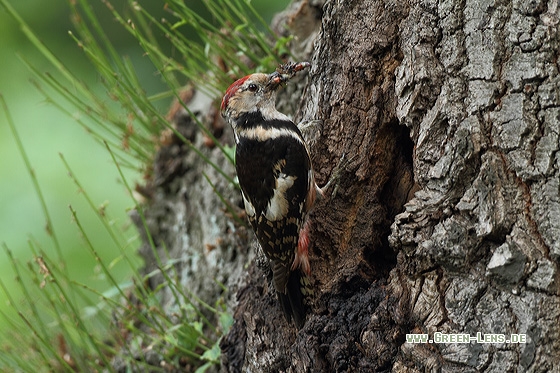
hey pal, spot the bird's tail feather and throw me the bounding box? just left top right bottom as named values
left=277, top=268, right=312, bottom=329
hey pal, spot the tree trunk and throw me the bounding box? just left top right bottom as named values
left=137, top=0, right=560, bottom=372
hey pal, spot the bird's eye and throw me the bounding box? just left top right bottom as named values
left=247, top=83, right=258, bottom=92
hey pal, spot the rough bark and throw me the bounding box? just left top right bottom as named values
left=133, top=0, right=560, bottom=372
left=389, top=0, right=560, bottom=371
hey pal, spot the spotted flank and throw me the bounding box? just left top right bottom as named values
left=251, top=215, right=301, bottom=266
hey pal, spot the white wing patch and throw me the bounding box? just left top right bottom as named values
left=241, top=126, right=304, bottom=144
left=242, top=191, right=256, bottom=217
left=265, top=173, right=296, bottom=221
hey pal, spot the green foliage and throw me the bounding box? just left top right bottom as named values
left=0, top=0, right=289, bottom=370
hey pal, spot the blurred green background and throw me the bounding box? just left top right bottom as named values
left=0, top=0, right=289, bottom=337
left=0, top=0, right=148, bottom=336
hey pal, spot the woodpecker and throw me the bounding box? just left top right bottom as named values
left=221, top=62, right=317, bottom=328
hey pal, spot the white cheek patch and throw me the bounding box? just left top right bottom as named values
left=265, top=173, right=296, bottom=221
left=259, top=104, right=291, bottom=122
left=242, top=192, right=255, bottom=217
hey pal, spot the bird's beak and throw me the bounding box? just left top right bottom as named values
left=266, top=61, right=310, bottom=91
left=266, top=72, right=287, bottom=91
